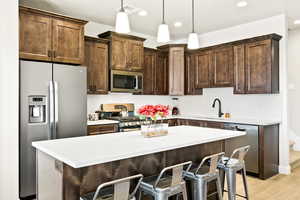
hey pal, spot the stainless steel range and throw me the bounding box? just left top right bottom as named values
left=100, top=104, right=151, bottom=132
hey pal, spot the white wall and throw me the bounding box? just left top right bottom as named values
left=287, top=28, right=300, bottom=150
left=174, top=14, right=290, bottom=173
left=0, top=0, right=19, bottom=199
left=85, top=21, right=173, bottom=113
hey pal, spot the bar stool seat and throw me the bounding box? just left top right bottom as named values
left=139, top=161, right=192, bottom=200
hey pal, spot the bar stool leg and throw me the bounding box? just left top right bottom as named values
left=226, top=169, right=237, bottom=200
left=198, top=180, right=208, bottom=200
left=241, top=166, right=249, bottom=200
left=219, top=170, right=225, bottom=196
left=155, top=192, right=168, bottom=200
left=182, top=183, right=188, bottom=200
left=216, top=176, right=223, bottom=200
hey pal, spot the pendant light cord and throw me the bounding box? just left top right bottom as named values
left=192, top=0, right=195, bottom=33
left=121, top=0, right=124, bottom=12
left=162, top=0, right=165, bottom=24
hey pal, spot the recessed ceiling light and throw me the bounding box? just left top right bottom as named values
left=138, top=10, right=148, bottom=16
left=237, top=1, right=248, bottom=7
left=174, top=22, right=183, bottom=27
left=294, top=20, right=300, bottom=25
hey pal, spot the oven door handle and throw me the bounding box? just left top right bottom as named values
left=134, top=75, right=139, bottom=90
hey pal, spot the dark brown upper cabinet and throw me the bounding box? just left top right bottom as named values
left=185, top=53, right=203, bottom=95
left=194, top=50, right=211, bottom=89
left=98, top=31, right=145, bottom=72
left=233, top=34, right=281, bottom=94
left=155, top=51, right=169, bottom=95
left=19, top=6, right=87, bottom=64
left=84, top=36, right=109, bottom=94
left=143, top=48, right=157, bottom=95
left=157, top=45, right=185, bottom=96
left=210, top=46, right=234, bottom=87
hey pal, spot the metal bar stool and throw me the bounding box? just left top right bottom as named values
left=184, top=152, right=224, bottom=200
left=138, top=161, right=192, bottom=200
left=218, top=146, right=250, bottom=200
left=80, top=174, right=143, bottom=200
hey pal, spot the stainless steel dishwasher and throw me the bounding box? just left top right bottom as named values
left=223, top=123, right=259, bottom=174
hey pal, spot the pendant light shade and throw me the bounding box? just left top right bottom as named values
left=157, top=0, right=170, bottom=43
left=187, top=0, right=199, bottom=49
left=115, top=0, right=130, bottom=34
left=157, top=24, right=170, bottom=43
left=188, top=33, right=199, bottom=49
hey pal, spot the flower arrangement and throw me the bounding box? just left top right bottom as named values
left=138, top=104, right=169, bottom=121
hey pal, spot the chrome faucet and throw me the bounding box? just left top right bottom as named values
left=212, top=98, right=224, bottom=118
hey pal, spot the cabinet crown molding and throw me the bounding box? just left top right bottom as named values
left=98, top=31, right=146, bottom=42
left=19, top=5, right=88, bottom=24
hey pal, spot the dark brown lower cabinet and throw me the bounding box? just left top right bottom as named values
left=167, top=118, right=279, bottom=179
left=87, top=124, right=118, bottom=135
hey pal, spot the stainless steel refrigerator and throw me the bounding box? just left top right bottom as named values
left=19, top=60, right=87, bottom=199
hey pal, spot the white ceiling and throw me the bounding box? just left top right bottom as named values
left=20, top=0, right=300, bottom=39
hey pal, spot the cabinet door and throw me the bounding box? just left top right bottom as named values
left=52, top=19, right=84, bottom=64
left=211, top=46, right=233, bottom=87
left=194, top=51, right=211, bottom=88
left=245, top=40, right=272, bottom=93
left=84, top=41, right=94, bottom=93
left=155, top=52, right=169, bottom=95
left=169, top=47, right=185, bottom=95
left=233, top=44, right=246, bottom=94
left=129, top=40, right=144, bottom=71
left=19, top=11, right=52, bottom=61
left=206, top=121, right=224, bottom=129
left=143, top=49, right=156, bottom=94
left=187, top=120, right=207, bottom=127
left=185, top=54, right=203, bottom=95
left=93, top=43, right=109, bottom=94
left=111, top=37, right=127, bottom=70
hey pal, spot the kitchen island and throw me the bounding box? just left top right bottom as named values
left=33, top=126, right=245, bottom=200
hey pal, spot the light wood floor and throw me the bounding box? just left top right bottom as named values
left=223, top=167, right=300, bottom=200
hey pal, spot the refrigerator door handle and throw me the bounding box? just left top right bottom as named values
left=53, top=81, right=59, bottom=139
left=49, top=81, right=55, bottom=140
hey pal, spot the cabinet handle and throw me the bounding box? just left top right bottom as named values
left=53, top=51, right=56, bottom=58
left=48, top=50, right=52, bottom=58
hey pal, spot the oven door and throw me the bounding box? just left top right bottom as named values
left=111, top=70, right=143, bottom=93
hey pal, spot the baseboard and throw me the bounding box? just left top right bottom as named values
left=279, top=165, right=291, bottom=174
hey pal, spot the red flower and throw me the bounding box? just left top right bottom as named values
left=138, top=104, right=170, bottom=118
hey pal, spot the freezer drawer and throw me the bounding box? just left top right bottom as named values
left=224, top=124, right=259, bottom=174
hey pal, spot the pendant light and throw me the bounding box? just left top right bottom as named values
left=157, top=0, right=170, bottom=43
left=187, top=0, right=199, bottom=49
left=115, top=0, right=130, bottom=34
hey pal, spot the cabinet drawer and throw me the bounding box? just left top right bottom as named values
left=88, top=124, right=118, bottom=135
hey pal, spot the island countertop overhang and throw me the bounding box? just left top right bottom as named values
left=32, top=126, right=246, bottom=168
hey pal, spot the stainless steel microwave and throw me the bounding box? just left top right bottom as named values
left=111, top=70, right=143, bottom=93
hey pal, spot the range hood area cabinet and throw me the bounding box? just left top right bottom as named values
left=233, top=34, right=282, bottom=94
left=157, top=45, right=186, bottom=96
left=19, top=6, right=87, bottom=65
left=98, top=31, right=146, bottom=72
left=84, top=36, right=109, bottom=94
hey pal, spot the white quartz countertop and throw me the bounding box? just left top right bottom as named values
left=167, top=115, right=281, bottom=126
left=32, top=126, right=245, bottom=168
left=87, top=120, right=119, bottom=126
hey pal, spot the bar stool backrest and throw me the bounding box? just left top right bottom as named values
left=194, top=152, right=225, bottom=175
left=226, top=145, right=250, bottom=165
left=154, top=161, right=192, bottom=189
left=92, top=174, right=143, bottom=200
